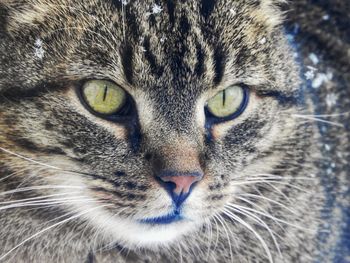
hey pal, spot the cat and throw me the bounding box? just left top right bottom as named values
left=0, top=0, right=349, bottom=262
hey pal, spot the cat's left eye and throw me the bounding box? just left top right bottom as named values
left=80, top=80, right=127, bottom=116
left=205, top=85, right=249, bottom=122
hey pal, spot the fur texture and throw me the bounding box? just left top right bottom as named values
left=0, top=0, right=348, bottom=262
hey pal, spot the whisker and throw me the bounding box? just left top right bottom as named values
left=0, top=145, right=113, bottom=184
left=222, top=208, right=273, bottom=263
left=0, top=198, right=97, bottom=211
left=0, top=168, right=28, bottom=183
left=211, top=214, right=220, bottom=255
left=291, top=114, right=344, bottom=127
left=234, top=198, right=284, bottom=229
left=0, top=204, right=110, bottom=261
left=178, top=243, right=184, bottom=263
left=0, top=192, right=81, bottom=205
left=246, top=174, right=315, bottom=181
left=293, top=112, right=350, bottom=118
left=0, top=185, right=84, bottom=196
left=225, top=204, right=282, bottom=259
left=266, top=181, right=312, bottom=194
left=204, top=217, right=213, bottom=260
left=239, top=193, right=298, bottom=215
left=213, top=214, right=234, bottom=263
left=0, top=147, right=61, bottom=170
left=233, top=199, right=308, bottom=231
left=230, top=179, right=311, bottom=195
left=263, top=182, right=293, bottom=203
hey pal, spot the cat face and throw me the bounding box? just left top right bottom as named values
left=0, top=0, right=303, bottom=248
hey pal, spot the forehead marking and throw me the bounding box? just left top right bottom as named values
left=143, top=36, right=164, bottom=77
left=213, top=44, right=227, bottom=85
left=200, top=0, right=216, bottom=19
left=120, top=43, right=134, bottom=84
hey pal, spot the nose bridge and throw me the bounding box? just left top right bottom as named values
left=154, top=137, right=202, bottom=173
left=150, top=85, right=200, bottom=132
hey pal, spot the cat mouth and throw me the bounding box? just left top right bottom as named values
left=139, top=209, right=184, bottom=225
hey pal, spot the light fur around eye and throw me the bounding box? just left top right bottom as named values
left=82, top=80, right=126, bottom=115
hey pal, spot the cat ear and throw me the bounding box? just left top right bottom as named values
left=255, top=0, right=287, bottom=29
left=0, top=0, right=51, bottom=35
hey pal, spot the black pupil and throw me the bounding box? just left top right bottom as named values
left=103, top=85, right=108, bottom=101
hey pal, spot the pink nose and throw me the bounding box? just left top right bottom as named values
left=160, top=175, right=202, bottom=194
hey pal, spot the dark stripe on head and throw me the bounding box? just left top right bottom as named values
left=179, top=15, right=190, bottom=35
left=148, top=14, right=156, bottom=27
left=235, top=44, right=249, bottom=67
left=143, top=37, right=164, bottom=77
left=166, top=0, right=176, bottom=26
left=195, top=44, right=205, bottom=77
left=120, top=44, right=134, bottom=84
left=125, top=7, right=140, bottom=42
left=213, top=45, right=226, bottom=84
left=110, top=0, right=123, bottom=10
left=0, top=4, right=8, bottom=33
left=200, top=0, right=216, bottom=19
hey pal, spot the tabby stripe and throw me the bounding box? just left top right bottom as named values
left=166, top=0, right=176, bottom=27
left=195, top=44, right=205, bottom=77
left=7, top=136, right=66, bottom=155
left=143, top=37, right=164, bottom=77
left=120, top=43, right=134, bottom=84
left=0, top=82, right=68, bottom=100
left=179, top=15, right=190, bottom=35
left=125, top=7, right=140, bottom=42
left=110, top=0, right=123, bottom=10
left=200, top=0, right=216, bottom=19
left=213, top=44, right=227, bottom=84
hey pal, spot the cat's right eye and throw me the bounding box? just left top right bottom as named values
left=205, top=85, right=249, bottom=123
left=80, top=80, right=127, bottom=116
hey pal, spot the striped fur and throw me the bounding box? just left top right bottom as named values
left=0, top=0, right=348, bottom=262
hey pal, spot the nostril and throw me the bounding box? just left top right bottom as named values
left=157, top=178, right=177, bottom=193
left=158, top=173, right=203, bottom=195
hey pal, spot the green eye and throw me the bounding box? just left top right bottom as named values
left=206, top=85, right=248, bottom=119
left=81, top=80, right=126, bottom=115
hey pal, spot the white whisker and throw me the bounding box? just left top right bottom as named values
left=0, top=192, right=81, bottom=205
left=225, top=204, right=282, bottom=259
left=0, top=204, right=110, bottom=261
left=292, top=114, right=344, bottom=127
left=0, top=185, right=84, bottom=196
left=213, top=214, right=234, bottom=263
left=0, top=146, right=61, bottom=170
left=0, top=198, right=97, bottom=211
left=294, top=112, right=350, bottom=118
left=233, top=199, right=308, bottom=231
left=222, top=208, right=273, bottom=263
left=239, top=193, right=298, bottom=215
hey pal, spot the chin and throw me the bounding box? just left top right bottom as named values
left=98, top=210, right=201, bottom=249
left=74, top=200, right=203, bottom=249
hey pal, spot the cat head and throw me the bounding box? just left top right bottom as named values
left=0, top=0, right=303, bottom=248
